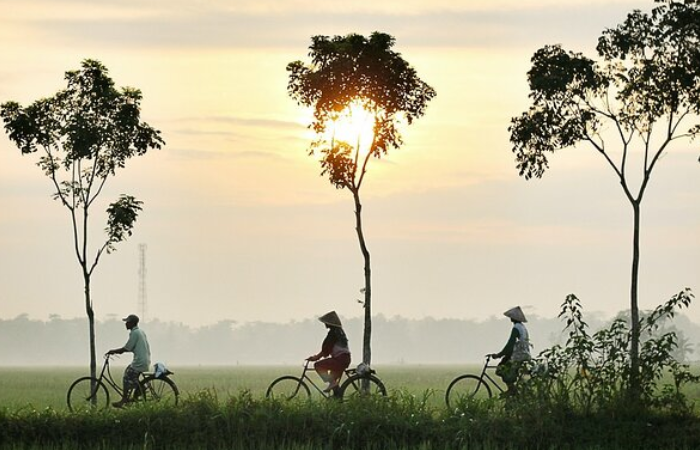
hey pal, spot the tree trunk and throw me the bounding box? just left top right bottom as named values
left=352, top=189, right=372, bottom=366
left=84, top=272, right=96, bottom=381
left=629, top=200, right=641, bottom=398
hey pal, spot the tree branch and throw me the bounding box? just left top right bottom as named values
left=88, top=243, right=109, bottom=277
left=356, top=136, right=375, bottom=191
left=44, top=144, right=71, bottom=211
left=88, top=175, right=109, bottom=208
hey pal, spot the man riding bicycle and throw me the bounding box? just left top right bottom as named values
left=106, top=314, right=151, bottom=408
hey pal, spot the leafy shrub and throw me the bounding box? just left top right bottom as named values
left=518, top=289, right=699, bottom=416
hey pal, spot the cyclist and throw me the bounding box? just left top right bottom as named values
left=306, top=311, right=351, bottom=396
left=106, top=314, right=151, bottom=408
left=489, top=306, right=531, bottom=395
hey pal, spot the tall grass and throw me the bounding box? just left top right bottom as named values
left=2, top=390, right=700, bottom=450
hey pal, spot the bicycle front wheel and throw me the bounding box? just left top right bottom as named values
left=445, top=374, right=492, bottom=409
left=138, top=376, right=179, bottom=406
left=339, top=374, right=387, bottom=399
left=67, top=377, right=110, bottom=412
left=266, top=376, right=311, bottom=400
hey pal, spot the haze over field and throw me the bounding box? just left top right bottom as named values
left=2, top=312, right=699, bottom=366
left=0, top=0, right=698, bottom=327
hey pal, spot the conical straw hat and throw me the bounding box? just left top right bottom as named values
left=319, top=311, right=343, bottom=328
left=503, top=306, right=527, bottom=323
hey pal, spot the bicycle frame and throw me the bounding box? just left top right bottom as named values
left=297, top=360, right=352, bottom=398
left=475, top=355, right=505, bottom=395
left=98, top=354, right=150, bottom=399
left=97, top=355, right=126, bottom=397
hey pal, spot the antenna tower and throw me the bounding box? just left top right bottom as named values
left=138, top=243, right=147, bottom=322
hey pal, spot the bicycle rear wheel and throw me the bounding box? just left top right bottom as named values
left=67, top=377, right=110, bottom=412
left=138, top=376, right=179, bottom=406
left=339, top=374, right=387, bottom=399
left=445, top=374, right=492, bottom=409
left=266, top=376, right=311, bottom=400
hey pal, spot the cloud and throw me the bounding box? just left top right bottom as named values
left=162, top=115, right=303, bottom=143
left=9, top=1, right=650, bottom=50
left=185, top=115, right=301, bottom=130
left=7, top=0, right=649, bottom=18
left=166, top=147, right=284, bottom=161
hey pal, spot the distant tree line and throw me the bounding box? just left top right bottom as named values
left=1, top=312, right=698, bottom=366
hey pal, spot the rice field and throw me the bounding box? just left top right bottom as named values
left=0, top=364, right=473, bottom=411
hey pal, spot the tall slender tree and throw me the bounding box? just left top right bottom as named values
left=1, top=59, right=164, bottom=379
left=287, top=32, right=436, bottom=366
left=509, top=0, right=700, bottom=396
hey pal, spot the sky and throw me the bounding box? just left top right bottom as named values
left=0, top=0, right=698, bottom=327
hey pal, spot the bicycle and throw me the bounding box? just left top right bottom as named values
left=445, top=355, right=506, bottom=409
left=266, top=360, right=387, bottom=400
left=66, top=354, right=179, bottom=412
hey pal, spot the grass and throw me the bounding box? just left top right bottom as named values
left=0, top=364, right=474, bottom=410
left=2, top=365, right=700, bottom=449
left=2, top=390, right=700, bottom=450
left=0, top=367, right=81, bottom=410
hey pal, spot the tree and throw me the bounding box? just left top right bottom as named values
left=1, top=59, right=164, bottom=379
left=509, top=0, right=700, bottom=396
left=287, top=32, right=436, bottom=366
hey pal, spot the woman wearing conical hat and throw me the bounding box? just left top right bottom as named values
left=306, top=311, right=351, bottom=396
left=489, top=306, right=532, bottom=395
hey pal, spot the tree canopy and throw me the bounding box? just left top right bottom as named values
left=510, top=0, right=700, bottom=180
left=287, top=32, right=436, bottom=191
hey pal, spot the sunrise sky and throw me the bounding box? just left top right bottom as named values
left=0, top=0, right=698, bottom=327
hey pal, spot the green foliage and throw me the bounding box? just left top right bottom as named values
left=287, top=32, right=436, bottom=191
left=319, top=141, right=355, bottom=190
left=0, top=58, right=162, bottom=252
left=1, top=59, right=164, bottom=178
left=518, top=289, right=699, bottom=415
left=509, top=0, right=700, bottom=180
left=3, top=389, right=700, bottom=449
left=105, top=195, right=143, bottom=253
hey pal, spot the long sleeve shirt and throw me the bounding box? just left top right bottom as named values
left=495, top=327, right=519, bottom=361
left=318, top=327, right=350, bottom=358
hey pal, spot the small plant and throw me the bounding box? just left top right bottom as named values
left=518, top=289, right=699, bottom=415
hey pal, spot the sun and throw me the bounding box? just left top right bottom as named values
left=327, top=100, right=376, bottom=157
